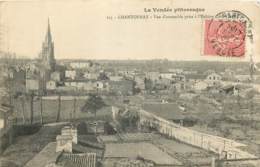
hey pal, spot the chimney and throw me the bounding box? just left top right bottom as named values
left=61, top=125, right=78, bottom=144
left=56, top=135, right=73, bottom=153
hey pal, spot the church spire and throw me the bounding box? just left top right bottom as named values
left=45, top=18, right=52, bottom=43
left=40, top=18, right=55, bottom=71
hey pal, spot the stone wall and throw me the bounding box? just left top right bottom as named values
left=138, top=109, right=256, bottom=160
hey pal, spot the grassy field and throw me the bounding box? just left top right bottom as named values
left=13, top=98, right=112, bottom=124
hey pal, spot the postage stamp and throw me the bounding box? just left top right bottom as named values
left=204, top=19, right=246, bottom=57
left=203, top=10, right=252, bottom=58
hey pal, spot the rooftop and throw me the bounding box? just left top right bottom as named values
left=24, top=142, right=61, bottom=167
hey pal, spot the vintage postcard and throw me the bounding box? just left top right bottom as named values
left=0, top=0, right=260, bottom=167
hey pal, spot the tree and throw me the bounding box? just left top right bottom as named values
left=81, top=94, right=106, bottom=119
left=118, top=110, right=140, bottom=131
left=98, top=72, right=109, bottom=80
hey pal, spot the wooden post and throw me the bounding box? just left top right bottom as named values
left=30, top=92, right=34, bottom=124
left=56, top=94, right=61, bottom=122
left=73, top=97, right=76, bottom=120
left=21, top=96, right=25, bottom=124
left=40, top=95, right=43, bottom=124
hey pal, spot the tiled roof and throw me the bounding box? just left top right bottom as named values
left=72, top=143, right=103, bottom=158
left=57, top=152, right=96, bottom=167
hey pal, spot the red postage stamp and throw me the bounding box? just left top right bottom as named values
left=204, top=19, right=246, bottom=57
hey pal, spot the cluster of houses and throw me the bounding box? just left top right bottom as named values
left=5, top=59, right=260, bottom=98
left=22, top=60, right=135, bottom=95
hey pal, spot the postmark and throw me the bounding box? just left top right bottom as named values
left=203, top=10, right=252, bottom=58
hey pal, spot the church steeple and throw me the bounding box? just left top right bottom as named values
left=45, top=18, right=52, bottom=43
left=39, top=18, right=55, bottom=71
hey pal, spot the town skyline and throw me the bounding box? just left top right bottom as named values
left=0, top=1, right=259, bottom=62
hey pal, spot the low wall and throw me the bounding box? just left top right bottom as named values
left=216, top=158, right=260, bottom=167
left=138, top=109, right=256, bottom=160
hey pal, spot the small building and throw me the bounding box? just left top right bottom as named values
left=109, top=76, right=123, bottom=82
left=160, top=72, right=175, bottom=80
left=65, top=70, right=77, bottom=80
left=170, top=82, right=186, bottom=92
left=134, top=76, right=145, bottom=90
left=46, top=80, right=57, bottom=90
left=70, top=61, right=92, bottom=69
left=171, top=74, right=186, bottom=82
left=206, top=73, right=222, bottom=87
left=26, top=79, right=39, bottom=91
left=84, top=72, right=99, bottom=80
left=193, top=81, right=208, bottom=91
left=50, top=71, right=61, bottom=82
left=206, top=73, right=222, bottom=81
left=95, top=81, right=104, bottom=90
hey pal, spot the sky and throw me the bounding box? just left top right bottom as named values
left=0, top=0, right=260, bottom=62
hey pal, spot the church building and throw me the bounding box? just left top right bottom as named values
left=38, top=19, right=56, bottom=94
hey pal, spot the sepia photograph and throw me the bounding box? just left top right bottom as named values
left=0, top=0, right=260, bottom=167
